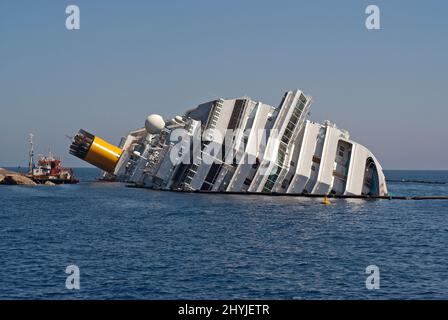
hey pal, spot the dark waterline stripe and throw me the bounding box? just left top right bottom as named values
left=126, top=185, right=448, bottom=201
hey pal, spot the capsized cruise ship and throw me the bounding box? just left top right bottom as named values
left=69, top=89, right=388, bottom=196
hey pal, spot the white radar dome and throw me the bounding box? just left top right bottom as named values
left=145, top=114, right=165, bottom=134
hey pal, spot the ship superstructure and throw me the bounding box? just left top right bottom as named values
left=70, top=89, right=388, bottom=196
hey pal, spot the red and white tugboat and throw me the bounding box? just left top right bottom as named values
left=27, top=134, right=79, bottom=185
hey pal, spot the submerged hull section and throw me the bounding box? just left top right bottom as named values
left=70, top=89, right=388, bottom=196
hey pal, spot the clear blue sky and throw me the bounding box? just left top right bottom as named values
left=0, top=0, right=447, bottom=169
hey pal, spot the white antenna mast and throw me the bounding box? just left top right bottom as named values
left=28, top=133, right=34, bottom=174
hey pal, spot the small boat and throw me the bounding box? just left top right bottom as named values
left=27, top=134, right=79, bottom=185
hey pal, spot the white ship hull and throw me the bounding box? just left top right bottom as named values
left=70, top=89, right=388, bottom=196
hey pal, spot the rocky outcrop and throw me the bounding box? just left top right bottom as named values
left=0, top=168, right=37, bottom=186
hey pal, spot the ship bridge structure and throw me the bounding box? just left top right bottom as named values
left=70, top=89, right=388, bottom=196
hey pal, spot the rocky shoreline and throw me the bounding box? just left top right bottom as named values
left=0, top=168, right=37, bottom=186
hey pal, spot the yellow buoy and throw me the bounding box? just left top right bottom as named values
left=322, top=195, right=331, bottom=205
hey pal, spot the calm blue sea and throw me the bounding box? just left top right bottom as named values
left=0, top=168, right=447, bottom=299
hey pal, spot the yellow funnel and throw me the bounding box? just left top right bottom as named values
left=69, top=130, right=123, bottom=173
